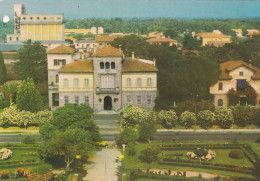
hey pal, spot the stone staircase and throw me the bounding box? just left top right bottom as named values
left=94, top=112, right=120, bottom=141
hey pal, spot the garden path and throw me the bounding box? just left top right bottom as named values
left=83, top=148, right=120, bottom=181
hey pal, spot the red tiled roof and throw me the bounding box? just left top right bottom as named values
left=219, top=60, right=260, bottom=80
left=59, top=59, right=93, bottom=72
left=93, top=45, right=122, bottom=57
left=196, top=32, right=230, bottom=38
left=48, top=44, right=75, bottom=54
left=122, top=59, right=158, bottom=72
left=146, top=37, right=177, bottom=43
left=95, top=35, right=123, bottom=42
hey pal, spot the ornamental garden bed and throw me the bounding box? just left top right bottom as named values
left=0, top=144, right=41, bottom=171
left=123, top=142, right=259, bottom=179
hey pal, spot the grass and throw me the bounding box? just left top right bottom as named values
left=124, top=142, right=258, bottom=179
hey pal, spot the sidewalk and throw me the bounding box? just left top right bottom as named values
left=83, top=148, right=120, bottom=181
left=157, top=129, right=260, bottom=133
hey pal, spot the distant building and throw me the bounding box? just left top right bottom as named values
left=65, top=29, right=91, bottom=35
left=95, top=35, right=124, bottom=47
left=7, top=4, right=65, bottom=43
left=75, top=39, right=98, bottom=57
left=196, top=30, right=231, bottom=47
left=232, top=29, right=243, bottom=37
left=247, top=29, right=260, bottom=38
left=148, top=32, right=165, bottom=38
left=146, top=37, right=178, bottom=47
left=47, top=45, right=157, bottom=111
left=210, top=60, right=260, bottom=107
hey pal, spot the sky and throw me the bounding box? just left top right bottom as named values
left=0, top=0, right=260, bottom=19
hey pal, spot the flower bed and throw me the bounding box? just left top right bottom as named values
left=0, top=148, right=12, bottom=160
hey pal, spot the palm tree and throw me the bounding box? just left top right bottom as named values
left=1, top=82, right=19, bottom=104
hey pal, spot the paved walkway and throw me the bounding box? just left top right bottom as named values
left=83, top=148, right=121, bottom=181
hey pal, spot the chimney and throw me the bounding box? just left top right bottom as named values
left=131, top=51, right=135, bottom=59
left=153, top=58, right=156, bottom=66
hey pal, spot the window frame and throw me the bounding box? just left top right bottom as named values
left=218, top=82, right=223, bottom=90
left=63, top=78, right=69, bottom=88
left=73, top=78, right=79, bottom=88
left=137, top=96, right=142, bottom=105
left=64, top=96, right=69, bottom=104
left=136, top=78, right=142, bottom=87
left=147, top=96, right=152, bottom=104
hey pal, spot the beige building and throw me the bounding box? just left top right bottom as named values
left=196, top=30, right=231, bottom=47
left=146, top=37, right=178, bottom=47
left=7, top=4, right=65, bottom=43
left=210, top=60, right=260, bottom=107
left=48, top=45, right=157, bottom=111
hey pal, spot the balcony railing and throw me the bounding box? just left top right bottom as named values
left=96, top=87, right=120, bottom=94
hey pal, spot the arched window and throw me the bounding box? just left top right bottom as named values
left=111, top=62, right=115, bottom=69
left=105, top=62, right=110, bottom=69
left=84, top=78, right=89, bottom=88
left=217, top=99, right=223, bottom=106
left=126, top=78, right=131, bottom=87
left=147, top=78, right=152, bottom=87
left=73, top=78, right=79, bottom=88
left=136, top=78, right=142, bottom=87
left=63, top=79, right=69, bottom=88
left=100, top=62, right=104, bottom=69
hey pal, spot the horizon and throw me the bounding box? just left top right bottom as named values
left=0, top=0, right=260, bottom=20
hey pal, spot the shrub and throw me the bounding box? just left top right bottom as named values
left=140, top=147, right=160, bottom=163
left=231, top=106, right=255, bottom=127
left=0, top=97, right=10, bottom=109
left=138, top=123, right=157, bottom=143
left=246, top=86, right=257, bottom=105
left=120, top=104, right=156, bottom=127
left=227, top=88, right=240, bottom=106
left=158, top=109, right=178, bottom=129
left=215, top=107, right=234, bottom=129
left=22, top=135, right=36, bottom=144
left=175, top=100, right=196, bottom=116
left=254, top=108, right=260, bottom=127
left=229, top=149, right=244, bottom=159
left=194, top=148, right=208, bottom=158
left=197, top=110, right=215, bottom=130
left=196, top=100, right=215, bottom=112
left=0, top=105, right=52, bottom=127
left=117, top=127, right=139, bottom=145
left=179, top=111, right=196, bottom=128
left=126, top=143, right=136, bottom=156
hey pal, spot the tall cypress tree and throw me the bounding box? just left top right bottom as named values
left=0, top=52, right=7, bottom=84
left=16, top=77, right=43, bottom=112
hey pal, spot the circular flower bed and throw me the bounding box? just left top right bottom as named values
left=0, top=148, right=12, bottom=160
left=186, top=148, right=216, bottom=161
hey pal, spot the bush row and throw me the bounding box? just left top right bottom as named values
left=158, top=160, right=253, bottom=175
left=121, top=103, right=260, bottom=129
left=0, top=159, right=37, bottom=166
left=0, top=105, right=52, bottom=127
left=161, top=157, right=252, bottom=171
left=0, top=97, right=10, bottom=109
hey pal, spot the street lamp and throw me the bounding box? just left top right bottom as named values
left=195, top=94, right=199, bottom=131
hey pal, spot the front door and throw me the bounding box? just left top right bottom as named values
left=104, top=96, right=112, bottom=110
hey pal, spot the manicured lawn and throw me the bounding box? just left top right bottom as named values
left=124, top=142, right=258, bottom=179
left=162, top=149, right=253, bottom=167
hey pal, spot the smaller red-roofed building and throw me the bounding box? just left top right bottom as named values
left=95, top=35, right=124, bottom=47
left=210, top=60, right=260, bottom=107
left=247, top=29, right=260, bottom=38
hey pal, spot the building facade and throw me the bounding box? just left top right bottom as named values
left=7, top=4, right=65, bottom=43
left=48, top=45, right=157, bottom=111
left=210, top=60, right=260, bottom=107
left=196, top=30, right=231, bottom=47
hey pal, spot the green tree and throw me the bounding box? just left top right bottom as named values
left=39, top=122, right=57, bottom=141
left=183, top=34, right=201, bottom=50
left=0, top=52, right=7, bottom=84
left=14, top=40, right=47, bottom=84
left=1, top=82, right=18, bottom=104
left=117, top=127, right=139, bottom=145
left=138, top=123, right=157, bottom=143
left=227, top=88, right=240, bottom=106
left=158, top=110, right=178, bottom=129
left=16, top=77, right=43, bottom=112
left=52, top=104, right=101, bottom=142
left=47, top=128, right=95, bottom=169
left=111, top=34, right=150, bottom=59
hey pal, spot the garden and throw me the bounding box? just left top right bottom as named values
left=122, top=142, right=260, bottom=181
